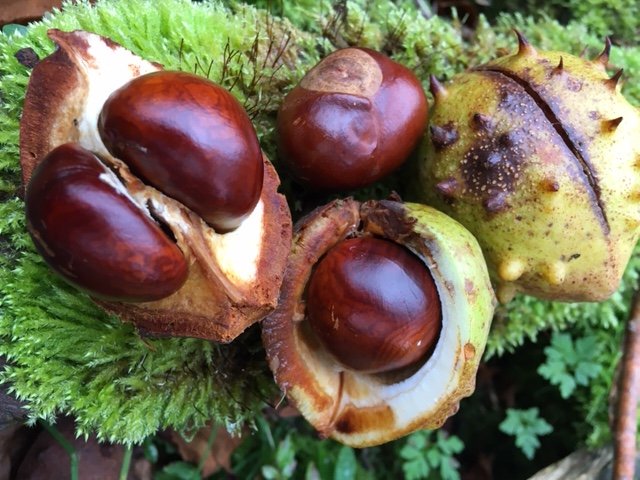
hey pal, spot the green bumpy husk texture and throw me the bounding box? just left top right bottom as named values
left=1, top=0, right=639, bottom=446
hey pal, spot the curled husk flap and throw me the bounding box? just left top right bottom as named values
left=418, top=34, right=640, bottom=302
left=19, top=30, right=292, bottom=342
left=262, top=198, right=495, bottom=447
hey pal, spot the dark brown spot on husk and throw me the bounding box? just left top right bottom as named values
left=473, top=66, right=610, bottom=234
left=436, top=178, right=459, bottom=198
left=471, top=113, right=495, bottom=133
left=541, top=178, right=560, bottom=192
left=460, top=123, right=528, bottom=206
left=430, top=123, right=458, bottom=150
left=483, top=192, right=510, bottom=213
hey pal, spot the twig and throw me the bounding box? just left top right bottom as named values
left=613, top=290, right=640, bottom=480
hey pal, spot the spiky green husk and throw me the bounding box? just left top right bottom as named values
left=1, top=0, right=639, bottom=447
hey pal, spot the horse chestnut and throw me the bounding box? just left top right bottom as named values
left=99, top=70, right=263, bottom=233
left=263, top=198, right=495, bottom=447
left=19, top=29, right=292, bottom=342
left=418, top=32, right=640, bottom=302
left=25, top=143, right=188, bottom=302
left=277, top=47, right=428, bottom=190
left=307, top=237, right=441, bottom=373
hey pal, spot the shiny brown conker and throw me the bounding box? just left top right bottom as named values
left=98, top=70, right=263, bottom=233
left=25, top=143, right=189, bottom=302
left=277, top=47, right=428, bottom=191
left=306, top=236, right=441, bottom=373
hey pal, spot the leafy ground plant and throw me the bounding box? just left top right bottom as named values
left=538, top=333, right=603, bottom=399
left=499, top=408, right=554, bottom=461
left=400, top=430, right=464, bottom=480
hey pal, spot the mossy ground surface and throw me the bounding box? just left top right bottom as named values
left=0, top=0, right=638, bottom=474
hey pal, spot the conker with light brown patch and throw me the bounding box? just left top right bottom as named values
left=306, top=236, right=441, bottom=373
left=99, top=70, right=263, bottom=233
left=277, top=48, right=428, bottom=190
left=25, top=143, right=189, bottom=302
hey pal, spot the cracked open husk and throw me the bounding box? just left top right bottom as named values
left=418, top=32, right=640, bottom=302
left=262, top=198, right=495, bottom=447
left=20, top=29, right=292, bottom=342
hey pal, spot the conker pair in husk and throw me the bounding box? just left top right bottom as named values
left=418, top=32, right=640, bottom=302
left=262, top=198, right=496, bottom=447
left=277, top=47, right=428, bottom=190
left=20, top=29, right=292, bottom=342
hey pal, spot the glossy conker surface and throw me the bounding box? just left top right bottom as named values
left=277, top=47, right=428, bottom=191
left=25, top=143, right=189, bottom=302
left=98, top=70, right=263, bottom=232
left=306, top=236, right=441, bottom=373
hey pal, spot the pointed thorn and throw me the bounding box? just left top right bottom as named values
left=605, top=68, right=624, bottom=90
left=430, top=124, right=459, bottom=150
left=429, top=75, right=447, bottom=100
left=544, top=261, right=566, bottom=286
left=483, top=191, right=510, bottom=214
left=514, top=29, right=536, bottom=56
left=552, top=56, right=564, bottom=75
left=436, top=177, right=459, bottom=198
left=496, top=283, right=518, bottom=304
left=541, top=178, right=560, bottom=192
left=594, top=37, right=612, bottom=67
left=498, top=258, right=526, bottom=282
left=471, top=113, right=495, bottom=133
left=603, top=116, right=623, bottom=132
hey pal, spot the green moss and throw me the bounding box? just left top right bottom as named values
left=1, top=0, right=639, bottom=450
left=0, top=0, right=310, bottom=445
left=489, top=0, right=640, bottom=46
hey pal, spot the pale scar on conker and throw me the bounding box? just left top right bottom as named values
left=277, top=47, right=428, bottom=191
left=262, top=198, right=495, bottom=448
left=418, top=31, right=640, bottom=302
left=20, top=29, right=292, bottom=342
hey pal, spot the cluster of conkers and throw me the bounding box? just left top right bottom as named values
left=19, top=28, right=640, bottom=448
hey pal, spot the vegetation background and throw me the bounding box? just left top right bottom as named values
left=0, top=0, right=639, bottom=478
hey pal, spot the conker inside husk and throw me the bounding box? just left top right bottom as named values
left=277, top=47, right=428, bottom=190
left=307, top=236, right=441, bottom=373
left=19, top=29, right=292, bottom=342
left=25, top=143, right=188, bottom=302
left=99, top=70, right=263, bottom=233
left=262, top=198, right=495, bottom=447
